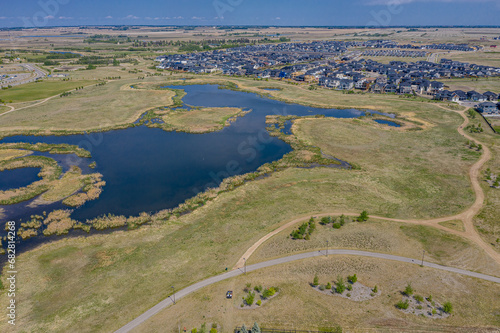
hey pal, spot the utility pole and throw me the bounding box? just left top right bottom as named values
left=421, top=250, right=425, bottom=267
left=326, top=240, right=329, bottom=257
left=243, top=257, right=247, bottom=275
left=171, top=285, right=176, bottom=304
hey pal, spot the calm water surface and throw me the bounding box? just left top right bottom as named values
left=0, top=84, right=389, bottom=223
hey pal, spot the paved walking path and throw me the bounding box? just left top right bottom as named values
left=115, top=250, right=500, bottom=333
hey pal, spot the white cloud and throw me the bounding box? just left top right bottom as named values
left=44, top=15, right=54, bottom=19
left=58, top=16, right=73, bottom=20
left=105, top=15, right=113, bottom=19
left=124, top=14, right=139, bottom=20
left=173, top=16, right=184, bottom=19
left=275, top=17, right=281, bottom=20
left=191, top=16, right=204, bottom=20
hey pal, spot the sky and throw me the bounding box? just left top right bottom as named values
left=1, top=0, right=500, bottom=28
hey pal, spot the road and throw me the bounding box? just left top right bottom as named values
left=0, top=63, right=47, bottom=88
left=115, top=249, right=500, bottom=333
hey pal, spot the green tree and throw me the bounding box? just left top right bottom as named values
left=443, top=301, right=453, bottom=314
left=373, top=285, right=378, bottom=293
left=336, top=276, right=346, bottom=294
left=113, top=58, right=120, bottom=66
left=347, top=274, right=357, bottom=284
left=245, top=292, right=255, bottom=306
left=262, top=287, right=276, bottom=299
left=403, top=283, right=414, bottom=296
left=313, top=275, right=319, bottom=286
left=396, top=300, right=409, bottom=310
left=251, top=322, right=261, bottom=333
left=240, top=325, right=248, bottom=333
left=357, top=210, right=369, bottom=222
left=326, top=282, right=332, bottom=289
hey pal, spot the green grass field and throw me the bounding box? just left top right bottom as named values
left=0, top=80, right=95, bottom=103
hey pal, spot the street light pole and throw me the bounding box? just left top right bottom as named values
left=326, top=240, right=329, bottom=257
left=243, top=257, right=247, bottom=275
left=421, top=250, right=425, bottom=267
left=171, top=286, right=176, bottom=304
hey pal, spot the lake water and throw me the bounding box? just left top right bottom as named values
left=0, top=167, right=41, bottom=191
left=374, top=119, right=401, bottom=127
left=0, top=84, right=389, bottom=223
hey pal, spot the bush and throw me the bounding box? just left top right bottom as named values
left=326, top=282, right=332, bottom=289
left=332, top=222, right=341, bottom=229
left=427, top=295, right=432, bottom=302
left=319, top=285, right=325, bottom=291
left=357, top=210, right=369, bottom=222
left=403, top=283, right=414, bottom=296
left=346, top=293, right=351, bottom=297
left=320, top=216, right=332, bottom=225
left=432, top=309, right=437, bottom=315
left=256, top=300, right=262, bottom=306
left=443, top=301, right=453, bottom=314
left=347, top=274, right=357, bottom=284
left=346, top=284, right=352, bottom=291
left=254, top=285, right=263, bottom=293
left=191, top=329, right=198, bottom=333
left=373, top=285, right=378, bottom=293
left=262, top=287, right=276, bottom=299
left=414, top=295, right=424, bottom=302
left=396, top=300, right=410, bottom=310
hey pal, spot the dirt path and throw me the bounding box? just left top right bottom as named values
left=235, top=105, right=500, bottom=269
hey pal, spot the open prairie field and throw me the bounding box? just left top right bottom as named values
left=132, top=256, right=500, bottom=333
left=1, top=99, right=496, bottom=332
left=0, top=79, right=175, bottom=133
left=443, top=77, right=500, bottom=94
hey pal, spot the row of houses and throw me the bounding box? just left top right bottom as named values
left=478, top=102, right=500, bottom=116
left=435, top=90, right=499, bottom=102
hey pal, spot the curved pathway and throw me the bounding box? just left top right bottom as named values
left=115, top=250, right=500, bottom=333
left=235, top=105, right=500, bottom=269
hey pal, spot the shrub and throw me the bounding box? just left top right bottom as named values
left=443, top=301, right=453, bottom=314
left=347, top=274, right=357, bottom=284
left=200, top=323, right=207, bottom=333
left=212, top=323, right=218, bottom=329
left=416, top=305, right=423, bottom=310
left=332, top=223, right=341, bottom=229
left=357, top=210, right=369, bottom=222
left=252, top=322, right=261, bottom=333
left=373, top=285, right=378, bottom=293
left=432, top=309, right=437, bottom=315
left=191, top=329, right=198, bottom=333
left=313, top=275, right=319, bottom=286
left=396, top=300, right=410, bottom=310
left=414, top=295, right=424, bottom=303
left=256, top=300, right=262, bottom=306
left=326, top=282, right=332, bottom=289
left=427, top=295, right=433, bottom=302
left=403, top=283, right=414, bottom=296
left=346, top=284, right=352, bottom=291
left=245, top=292, right=255, bottom=306
left=319, top=285, right=325, bottom=291
left=320, top=216, right=332, bottom=225
left=346, top=293, right=351, bottom=297
left=254, top=285, right=263, bottom=293
left=262, top=287, right=276, bottom=299
left=210, top=329, right=217, bottom=333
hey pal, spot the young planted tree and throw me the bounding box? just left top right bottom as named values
left=313, top=275, right=319, bottom=286
left=443, top=301, right=453, bottom=314
left=336, top=276, right=346, bottom=294
left=403, top=283, right=414, bottom=296
left=347, top=274, right=357, bottom=284
left=251, top=322, right=261, bottom=333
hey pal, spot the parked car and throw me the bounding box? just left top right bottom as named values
left=226, top=291, right=233, bottom=299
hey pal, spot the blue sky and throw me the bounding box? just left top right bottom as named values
left=1, top=0, right=500, bottom=28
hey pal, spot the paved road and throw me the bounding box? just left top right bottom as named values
left=114, top=250, right=500, bottom=333
left=0, top=63, right=47, bottom=88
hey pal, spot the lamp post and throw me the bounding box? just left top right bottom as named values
left=326, top=240, right=329, bottom=257
left=421, top=250, right=425, bottom=267
left=171, top=286, right=176, bottom=304
left=243, top=257, right=247, bottom=275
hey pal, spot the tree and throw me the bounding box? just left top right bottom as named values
left=113, top=58, right=120, bottom=66
left=396, top=299, right=410, bottom=310
left=313, top=275, right=319, bottom=286
left=326, top=282, right=332, bottom=289
left=245, top=292, right=255, bottom=306
left=251, top=322, right=261, bottom=333
left=262, top=287, right=276, bottom=299
left=357, top=210, right=369, bottom=222
left=443, top=301, right=453, bottom=314
left=373, top=285, right=378, bottom=293
left=347, top=274, right=357, bottom=284
left=339, top=214, right=346, bottom=226
left=240, top=325, right=248, bottom=333
left=403, top=283, right=414, bottom=296
left=336, top=276, right=346, bottom=294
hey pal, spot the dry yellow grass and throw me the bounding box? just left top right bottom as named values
left=161, top=107, right=247, bottom=133
left=132, top=256, right=500, bottom=333
left=0, top=148, right=32, bottom=161
left=439, top=220, right=466, bottom=232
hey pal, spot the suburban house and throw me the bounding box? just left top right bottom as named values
left=477, top=102, right=500, bottom=115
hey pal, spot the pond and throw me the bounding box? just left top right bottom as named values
left=0, top=167, right=41, bottom=191
left=374, top=119, right=401, bottom=127
left=0, top=84, right=390, bottom=223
